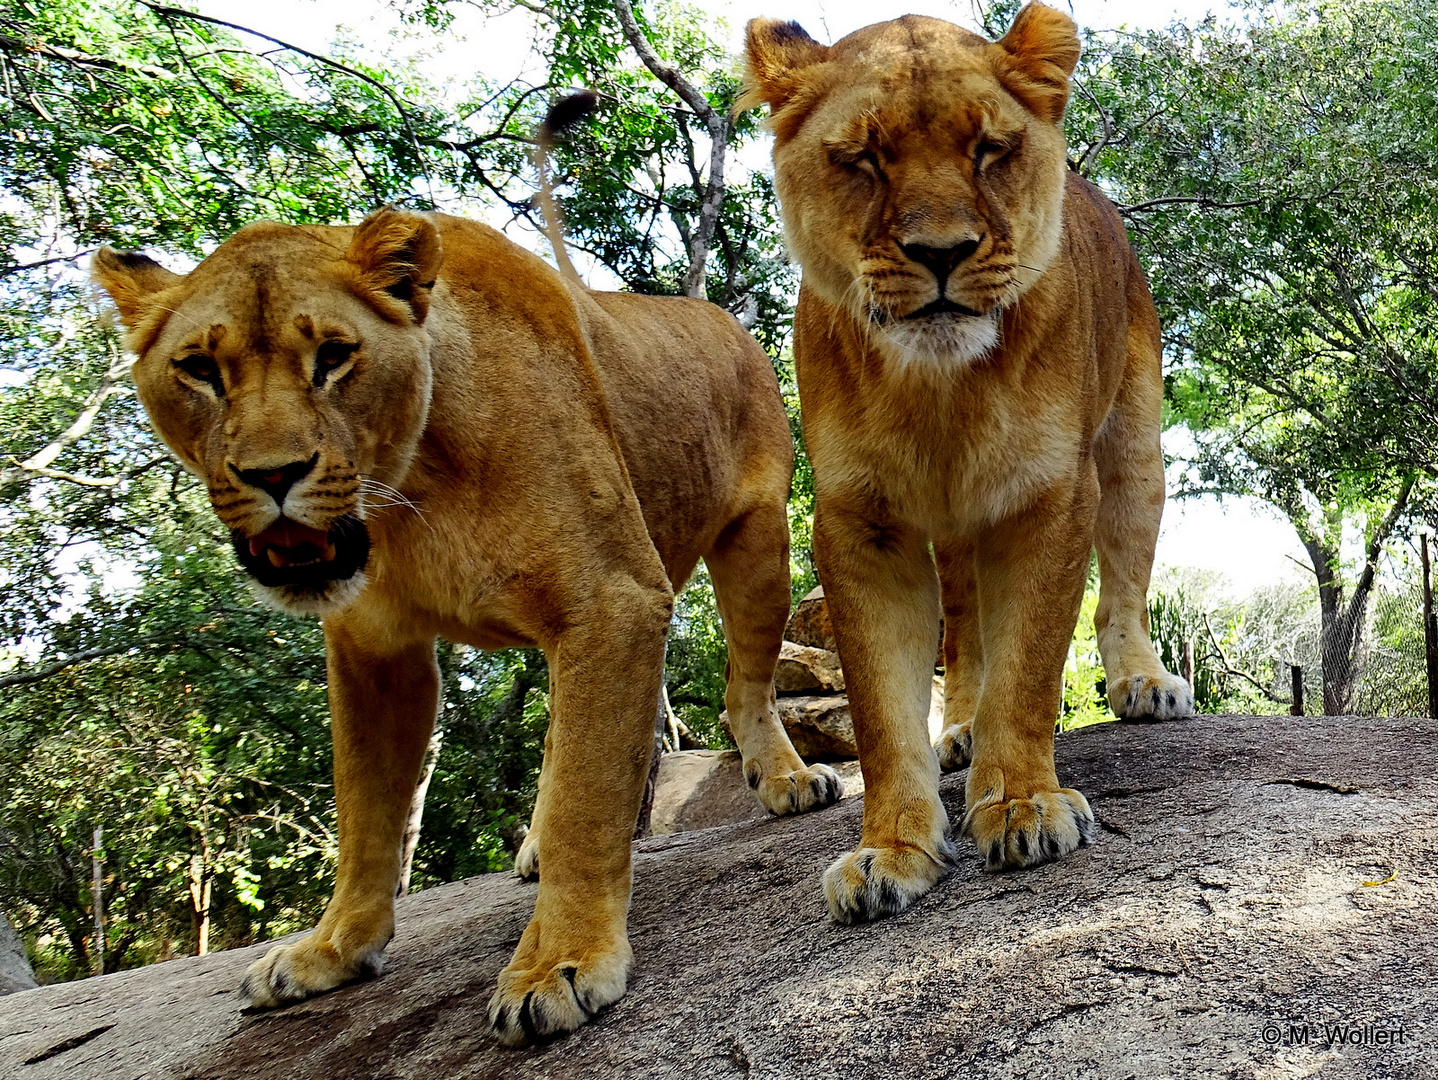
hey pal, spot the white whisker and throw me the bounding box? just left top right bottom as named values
left=358, top=477, right=429, bottom=525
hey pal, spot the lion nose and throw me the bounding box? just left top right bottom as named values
left=900, top=237, right=982, bottom=287
left=231, top=454, right=318, bottom=506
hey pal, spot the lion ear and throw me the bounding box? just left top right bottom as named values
left=996, top=2, right=1081, bottom=123
left=738, top=18, right=830, bottom=116
left=91, top=248, right=182, bottom=329
left=346, top=208, right=443, bottom=323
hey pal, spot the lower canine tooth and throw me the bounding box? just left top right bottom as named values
left=324, top=542, right=337, bottom=561
left=267, top=549, right=284, bottom=567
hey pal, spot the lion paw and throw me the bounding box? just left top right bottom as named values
left=488, top=943, right=630, bottom=1047
left=747, top=761, right=844, bottom=816
left=962, top=788, right=1098, bottom=871
left=1110, top=673, right=1194, bottom=720
left=823, top=839, right=956, bottom=925
left=241, top=932, right=385, bottom=1008
left=935, top=721, right=973, bottom=771
left=514, top=830, right=540, bottom=881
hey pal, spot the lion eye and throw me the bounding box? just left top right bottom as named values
left=975, top=139, right=1012, bottom=171
left=314, top=340, right=359, bottom=386
left=175, top=354, right=222, bottom=393
left=853, top=149, right=883, bottom=174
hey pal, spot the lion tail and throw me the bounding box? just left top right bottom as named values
left=534, top=90, right=598, bottom=285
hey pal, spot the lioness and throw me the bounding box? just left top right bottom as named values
left=93, top=206, right=841, bottom=1043
left=740, top=3, right=1194, bottom=922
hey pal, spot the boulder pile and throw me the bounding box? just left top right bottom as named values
left=654, top=586, right=945, bottom=833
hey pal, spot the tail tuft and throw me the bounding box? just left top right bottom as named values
left=538, top=90, right=599, bottom=147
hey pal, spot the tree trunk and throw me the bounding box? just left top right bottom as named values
left=398, top=722, right=444, bottom=897
left=188, top=851, right=211, bottom=958
left=91, top=826, right=104, bottom=976
left=1423, top=533, right=1438, bottom=720
left=1293, top=480, right=1413, bottom=716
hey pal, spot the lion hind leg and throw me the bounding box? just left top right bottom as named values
left=1093, top=321, right=1194, bottom=721
left=705, top=501, right=843, bottom=817
left=934, top=539, right=983, bottom=771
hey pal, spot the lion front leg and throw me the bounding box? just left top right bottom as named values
left=243, top=624, right=438, bottom=1007
left=960, top=483, right=1100, bottom=871
left=813, top=504, right=954, bottom=925
left=488, top=573, right=672, bottom=1047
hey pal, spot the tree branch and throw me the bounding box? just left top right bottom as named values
left=0, top=639, right=169, bottom=689
left=611, top=0, right=726, bottom=298
left=1346, top=476, right=1415, bottom=628
left=1117, top=194, right=1263, bottom=216
left=134, top=1, right=433, bottom=197
left=1200, top=613, right=1286, bottom=703
left=0, top=32, right=176, bottom=80
left=0, top=348, right=131, bottom=490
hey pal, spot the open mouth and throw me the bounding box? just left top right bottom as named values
left=230, top=514, right=370, bottom=589
left=907, top=297, right=985, bottom=319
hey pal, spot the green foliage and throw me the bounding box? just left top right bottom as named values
left=1071, top=0, right=1438, bottom=517
left=1059, top=586, right=1109, bottom=732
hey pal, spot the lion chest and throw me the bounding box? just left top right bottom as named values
left=806, top=371, right=1084, bottom=536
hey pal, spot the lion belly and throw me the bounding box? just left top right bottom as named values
left=572, top=288, right=792, bottom=587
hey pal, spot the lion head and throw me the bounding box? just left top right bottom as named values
left=92, top=209, right=443, bottom=616
left=741, top=4, right=1080, bottom=366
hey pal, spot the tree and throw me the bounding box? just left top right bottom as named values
left=1070, top=0, right=1438, bottom=712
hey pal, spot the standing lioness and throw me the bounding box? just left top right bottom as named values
left=93, top=209, right=840, bottom=1044
left=741, top=3, right=1194, bottom=922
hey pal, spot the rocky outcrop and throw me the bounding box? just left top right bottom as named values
left=783, top=585, right=837, bottom=652
left=725, top=586, right=947, bottom=763
left=0, top=912, right=38, bottom=996
left=650, top=750, right=865, bottom=835
left=3, top=713, right=1434, bottom=1080
left=773, top=641, right=845, bottom=694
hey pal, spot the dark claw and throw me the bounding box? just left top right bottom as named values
left=1016, top=831, right=1029, bottom=859
left=877, top=876, right=900, bottom=914
left=493, top=1004, right=513, bottom=1035
left=559, top=965, right=592, bottom=1016
left=937, top=834, right=959, bottom=866
left=519, top=991, right=539, bottom=1042
left=1041, top=831, right=1060, bottom=861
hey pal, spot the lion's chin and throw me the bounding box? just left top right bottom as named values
left=249, top=571, right=369, bottom=618
left=874, top=310, right=1001, bottom=369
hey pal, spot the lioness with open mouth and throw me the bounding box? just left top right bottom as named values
left=740, top=2, right=1194, bottom=923
left=93, top=194, right=840, bottom=1043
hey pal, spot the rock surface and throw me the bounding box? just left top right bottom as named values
left=3, top=713, right=1435, bottom=1080
left=0, top=912, right=38, bottom=996
left=651, top=750, right=866, bottom=836
left=773, top=641, right=845, bottom=694
left=763, top=677, right=947, bottom=759
left=784, top=585, right=837, bottom=652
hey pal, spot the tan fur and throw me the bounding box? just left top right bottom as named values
left=742, top=4, right=1193, bottom=923
left=92, top=210, right=842, bottom=1044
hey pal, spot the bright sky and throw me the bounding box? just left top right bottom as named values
left=189, top=0, right=1313, bottom=597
